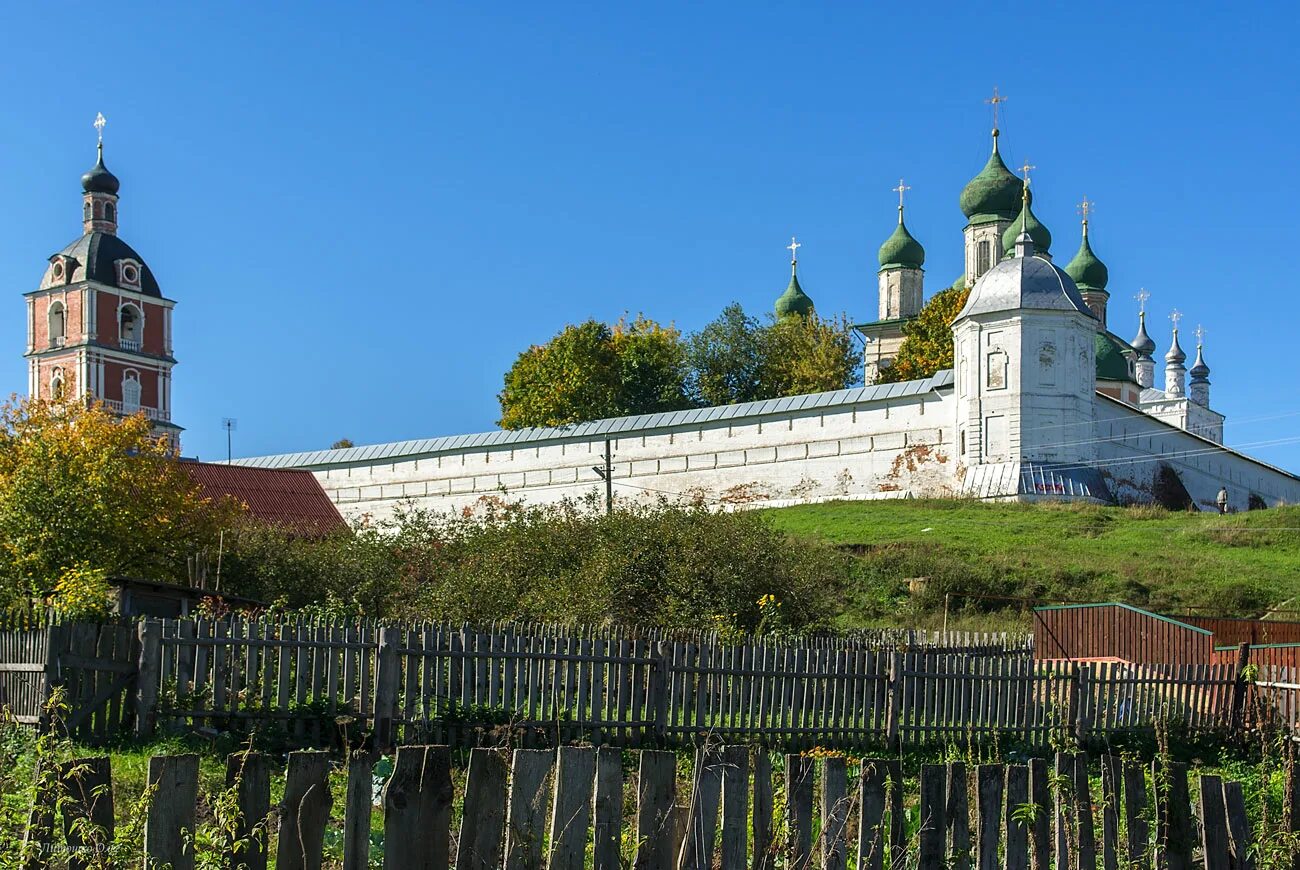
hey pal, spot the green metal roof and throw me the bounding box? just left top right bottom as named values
left=774, top=269, right=814, bottom=319
left=877, top=213, right=925, bottom=271
left=1064, top=226, right=1109, bottom=292
left=959, top=135, right=1028, bottom=223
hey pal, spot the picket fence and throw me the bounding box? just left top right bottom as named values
left=21, top=745, right=1278, bottom=869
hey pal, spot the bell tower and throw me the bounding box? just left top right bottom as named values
left=24, top=114, right=182, bottom=447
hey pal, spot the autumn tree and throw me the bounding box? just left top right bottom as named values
left=761, top=311, right=863, bottom=397
left=498, top=316, right=689, bottom=429
left=0, top=396, right=237, bottom=606
left=683, top=304, right=765, bottom=406
left=878, top=279, right=971, bottom=383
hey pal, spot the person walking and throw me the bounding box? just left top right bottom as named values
left=1217, top=486, right=1229, bottom=514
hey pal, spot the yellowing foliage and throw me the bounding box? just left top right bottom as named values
left=878, top=282, right=971, bottom=384
left=0, top=396, right=239, bottom=606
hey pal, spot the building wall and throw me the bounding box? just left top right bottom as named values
left=1095, top=395, right=1300, bottom=510
left=295, top=390, right=959, bottom=523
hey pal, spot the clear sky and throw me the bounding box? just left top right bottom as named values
left=3, top=2, right=1299, bottom=469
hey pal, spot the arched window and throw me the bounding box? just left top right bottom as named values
left=976, top=240, right=992, bottom=276
left=50, top=368, right=65, bottom=401
left=105, top=202, right=115, bottom=223
left=119, top=304, right=142, bottom=349
left=122, top=370, right=141, bottom=412
left=48, top=302, right=66, bottom=347
left=94, top=201, right=103, bottom=219
left=83, top=201, right=92, bottom=222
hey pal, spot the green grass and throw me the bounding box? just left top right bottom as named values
left=762, top=499, right=1300, bottom=629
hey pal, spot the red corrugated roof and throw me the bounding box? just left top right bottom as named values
left=180, top=461, right=347, bottom=535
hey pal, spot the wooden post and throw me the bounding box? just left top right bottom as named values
left=456, top=748, right=509, bottom=870
left=374, top=627, right=401, bottom=752
left=975, top=764, right=1003, bottom=870
left=633, top=750, right=677, bottom=870
left=1074, top=754, right=1097, bottom=870
left=1054, top=752, right=1071, bottom=863
left=227, top=751, right=271, bottom=870
left=504, top=749, right=553, bottom=870
left=1198, top=775, right=1230, bottom=870
left=1028, top=757, right=1051, bottom=870
left=1154, top=759, right=1193, bottom=870
left=60, top=757, right=113, bottom=870
left=719, top=745, right=749, bottom=870
left=1100, top=755, right=1120, bottom=870
left=680, top=747, right=723, bottom=870
left=919, top=764, right=948, bottom=869
left=144, top=754, right=199, bottom=870
left=1228, top=642, right=1252, bottom=734
left=885, top=652, right=903, bottom=751
left=342, top=754, right=373, bottom=870
left=859, top=761, right=888, bottom=870
left=822, top=757, right=849, bottom=870
left=1074, top=666, right=1091, bottom=748
left=383, top=745, right=453, bottom=870
left=650, top=642, right=670, bottom=742
left=1122, top=760, right=1149, bottom=868
left=278, top=751, right=333, bottom=870
left=593, top=747, right=624, bottom=870
left=753, top=751, right=775, bottom=870
left=786, top=754, right=814, bottom=868
left=134, top=619, right=161, bottom=738
left=1222, top=781, right=1252, bottom=870
left=948, top=762, right=971, bottom=870
left=548, top=746, right=596, bottom=870
left=1005, top=764, right=1029, bottom=870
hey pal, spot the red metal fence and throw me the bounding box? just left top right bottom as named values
left=1033, top=603, right=1216, bottom=664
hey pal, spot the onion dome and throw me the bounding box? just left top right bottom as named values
left=1165, top=329, right=1186, bottom=364
left=959, top=132, right=1031, bottom=223
left=775, top=263, right=814, bottom=319
left=1095, top=332, right=1135, bottom=382
left=1189, top=343, right=1210, bottom=381
left=1001, top=194, right=1051, bottom=257
left=877, top=207, right=925, bottom=270
left=81, top=142, right=120, bottom=195
left=1064, top=223, right=1108, bottom=293
left=1130, top=311, right=1156, bottom=357
left=954, top=230, right=1090, bottom=320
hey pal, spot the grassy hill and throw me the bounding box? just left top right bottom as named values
left=762, top=500, right=1300, bottom=631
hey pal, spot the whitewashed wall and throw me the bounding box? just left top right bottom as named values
left=299, top=390, right=959, bottom=523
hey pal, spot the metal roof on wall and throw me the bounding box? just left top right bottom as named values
left=234, top=371, right=955, bottom=471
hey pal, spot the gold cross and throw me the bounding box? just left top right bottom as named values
left=985, top=87, right=1008, bottom=129
left=1019, top=161, right=1036, bottom=186
left=892, top=178, right=911, bottom=210
left=1077, top=196, right=1093, bottom=222
left=94, top=112, right=106, bottom=143
left=1135, top=288, right=1150, bottom=313
left=787, top=236, right=801, bottom=263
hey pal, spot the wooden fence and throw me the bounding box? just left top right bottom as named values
left=1033, top=603, right=1217, bottom=665
left=3, top=617, right=1278, bottom=749
left=20, top=745, right=1281, bottom=869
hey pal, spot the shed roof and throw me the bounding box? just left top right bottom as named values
left=180, top=461, right=346, bottom=534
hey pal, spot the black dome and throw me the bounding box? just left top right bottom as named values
left=52, top=232, right=161, bottom=297
left=81, top=145, right=120, bottom=195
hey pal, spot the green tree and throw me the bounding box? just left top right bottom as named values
left=761, top=311, right=863, bottom=396
left=878, top=280, right=971, bottom=383
left=0, top=396, right=236, bottom=606
left=498, top=316, right=689, bottom=429
left=683, top=303, right=765, bottom=406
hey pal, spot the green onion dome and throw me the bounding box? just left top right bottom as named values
left=775, top=266, right=814, bottom=319
left=1064, top=224, right=1108, bottom=293
left=959, top=133, right=1031, bottom=223
left=1095, top=332, right=1135, bottom=382
left=1002, top=195, right=1051, bottom=258
left=877, top=209, right=925, bottom=270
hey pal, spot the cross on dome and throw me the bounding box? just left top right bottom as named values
left=94, top=112, right=106, bottom=142
left=1196, top=324, right=1206, bottom=345
left=985, top=87, right=1008, bottom=131
left=893, top=178, right=911, bottom=210
left=1019, top=161, right=1036, bottom=186
left=1136, top=289, right=1150, bottom=313
left=1170, top=309, right=1183, bottom=331
left=1077, top=196, right=1093, bottom=222
left=787, top=236, right=801, bottom=264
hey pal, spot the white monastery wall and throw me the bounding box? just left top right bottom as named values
left=245, top=377, right=959, bottom=524
left=1094, top=395, right=1300, bottom=510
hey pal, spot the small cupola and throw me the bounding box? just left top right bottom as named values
left=1002, top=190, right=1052, bottom=259
left=81, top=114, right=120, bottom=235
left=877, top=203, right=926, bottom=271
left=959, top=130, right=1032, bottom=224
left=774, top=236, right=814, bottom=319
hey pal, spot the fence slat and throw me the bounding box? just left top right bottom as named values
left=504, top=749, right=553, bottom=870
left=342, top=755, right=372, bottom=870
left=383, top=745, right=452, bottom=870
left=227, top=752, right=271, bottom=870
left=634, top=749, right=677, bottom=870
left=456, top=748, right=509, bottom=870
left=785, top=754, right=814, bottom=868
left=548, top=746, right=596, bottom=870
left=144, top=754, right=199, bottom=870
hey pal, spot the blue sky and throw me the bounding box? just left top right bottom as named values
left=2, top=2, right=1299, bottom=468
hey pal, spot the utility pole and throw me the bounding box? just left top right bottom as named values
left=591, top=438, right=614, bottom=514
left=222, top=418, right=237, bottom=463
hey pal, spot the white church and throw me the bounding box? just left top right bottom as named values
left=235, top=124, right=1300, bottom=518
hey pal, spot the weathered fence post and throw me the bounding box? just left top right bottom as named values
left=1074, top=665, right=1092, bottom=748
left=1199, top=775, right=1230, bottom=870
left=342, top=753, right=373, bottom=870
left=278, top=751, right=333, bottom=870
left=885, top=651, right=904, bottom=751
left=919, top=764, right=947, bottom=869
left=456, top=748, right=509, bottom=870
left=821, top=757, right=849, bottom=870
left=1228, top=642, right=1252, bottom=733
left=134, top=618, right=161, bottom=739
left=144, top=754, right=199, bottom=870
left=227, top=751, right=271, bottom=870
left=650, top=641, right=670, bottom=742
left=61, top=757, right=113, bottom=870
left=633, top=749, right=677, bottom=870
left=383, top=744, right=453, bottom=869
left=374, top=626, right=401, bottom=752
left=504, top=749, right=553, bottom=870
left=549, top=746, right=596, bottom=870
left=593, top=747, right=624, bottom=870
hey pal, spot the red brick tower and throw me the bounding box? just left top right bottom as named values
left=24, top=116, right=182, bottom=447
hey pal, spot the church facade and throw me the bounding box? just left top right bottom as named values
left=24, top=124, right=181, bottom=446
left=234, top=124, right=1300, bottom=520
